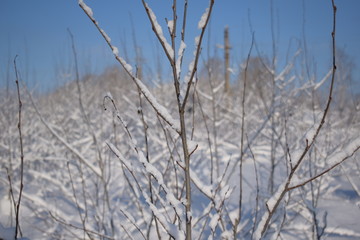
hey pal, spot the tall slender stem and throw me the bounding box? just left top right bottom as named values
left=14, top=55, right=24, bottom=239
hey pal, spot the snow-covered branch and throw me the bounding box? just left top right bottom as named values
left=78, top=1, right=181, bottom=134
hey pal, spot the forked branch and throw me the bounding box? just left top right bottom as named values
left=254, top=1, right=340, bottom=238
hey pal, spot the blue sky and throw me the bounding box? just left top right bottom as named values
left=1, top=0, right=359, bottom=92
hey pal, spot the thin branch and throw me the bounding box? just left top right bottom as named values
left=181, top=0, right=215, bottom=111
left=181, top=0, right=188, bottom=41
left=141, top=0, right=175, bottom=64
left=67, top=28, right=104, bottom=173
left=5, top=167, right=17, bottom=225
left=195, top=89, right=214, bottom=184
left=67, top=162, right=93, bottom=240
left=136, top=88, right=161, bottom=239
left=288, top=144, right=360, bottom=191
left=14, top=55, right=24, bottom=239
left=247, top=135, right=260, bottom=240
left=255, top=1, right=338, bottom=238
left=234, top=32, right=254, bottom=236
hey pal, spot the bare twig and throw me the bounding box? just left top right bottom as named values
left=247, top=135, right=260, bottom=239
left=14, top=55, right=24, bottom=239
left=234, top=32, right=254, bottom=236
left=195, top=89, right=215, bottom=184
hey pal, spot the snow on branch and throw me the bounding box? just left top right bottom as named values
left=274, top=49, right=300, bottom=83
left=79, top=1, right=180, bottom=134
left=198, top=7, right=210, bottom=29
left=253, top=136, right=360, bottom=240
left=176, top=40, right=187, bottom=81
left=142, top=1, right=174, bottom=61
left=27, top=88, right=102, bottom=177
left=104, top=95, right=184, bottom=215
left=107, top=141, right=186, bottom=240
left=133, top=77, right=181, bottom=133
left=288, top=137, right=360, bottom=191
left=181, top=0, right=214, bottom=110
left=78, top=0, right=93, bottom=17
left=314, top=69, right=332, bottom=90
left=325, top=227, right=360, bottom=238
